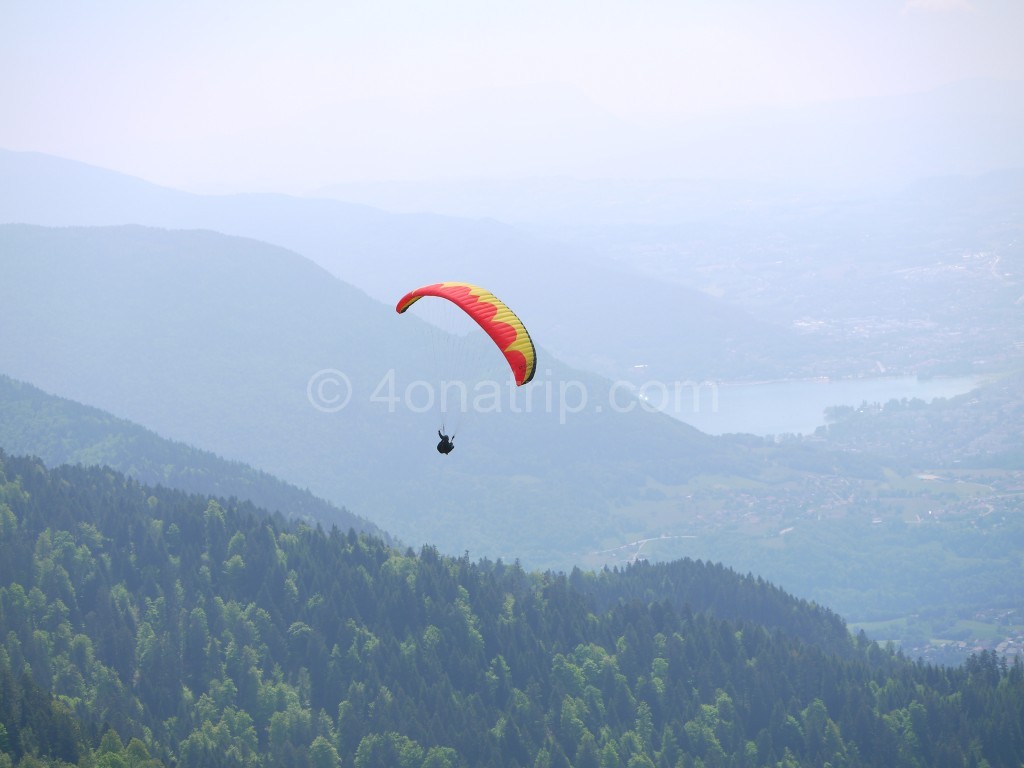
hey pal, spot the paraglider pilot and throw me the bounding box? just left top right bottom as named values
left=437, top=430, right=455, bottom=455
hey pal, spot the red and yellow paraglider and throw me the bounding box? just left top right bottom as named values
left=396, top=282, right=537, bottom=386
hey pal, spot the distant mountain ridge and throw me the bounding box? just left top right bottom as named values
left=0, top=147, right=798, bottom=381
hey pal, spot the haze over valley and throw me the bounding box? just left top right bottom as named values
left=1, top=3, right=1023, bottom=766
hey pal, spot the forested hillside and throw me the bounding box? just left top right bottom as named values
left=1, top=450, right=1022, bottom=767
left=0, top=375, right=387, bottom=541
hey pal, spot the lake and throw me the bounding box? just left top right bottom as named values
left=658, top=375, right=982, bottom=436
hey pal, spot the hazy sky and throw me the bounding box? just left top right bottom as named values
left=3, top=0, right=1022, bottom=191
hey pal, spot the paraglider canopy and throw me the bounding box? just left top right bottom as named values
left=396, top=282, right=537, bottom=386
